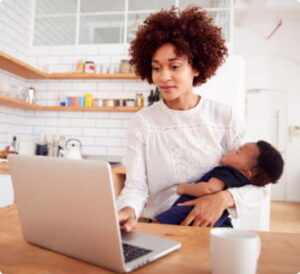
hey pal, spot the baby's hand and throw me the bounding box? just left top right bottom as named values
left=176, top=184, right=186, bottom=195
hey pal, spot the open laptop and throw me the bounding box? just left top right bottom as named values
left=8, top=155, right=181, bottom=273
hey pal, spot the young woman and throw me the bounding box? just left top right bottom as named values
left=117, top=6, right=268, bottom=231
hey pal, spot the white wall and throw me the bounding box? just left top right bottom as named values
left=195, top=55, right=246, bottom=119
left=233, top=9, right=300, bottom=201
left=0, top=0, right=32, bottom=63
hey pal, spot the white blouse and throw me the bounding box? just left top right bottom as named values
left=117, top=98, right=268, bottom=224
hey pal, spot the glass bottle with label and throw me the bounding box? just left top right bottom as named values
left=135, top=93, right=144, bottom=107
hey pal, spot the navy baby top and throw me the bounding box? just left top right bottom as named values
left=201, top=165, right=250, bottom=189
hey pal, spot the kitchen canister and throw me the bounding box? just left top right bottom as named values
left=103, top=99, right=115, bottom=107
left=93, top=98, right=103, bottom=107
left=84, top=93, right=93, bottom=107
left=119, top=59, right=131, bottom=73
left=84, top=61, right=95, bottom=73
left=78, top=96, right=85, bottom=107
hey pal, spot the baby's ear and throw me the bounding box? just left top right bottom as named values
left=241, top=169, right=252, bottom=179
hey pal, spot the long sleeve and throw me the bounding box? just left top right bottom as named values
left=116, top=113, right=149, bottom=219
left=224, top=110, right=269, bottom=225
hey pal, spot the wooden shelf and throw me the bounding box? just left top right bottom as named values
left=47, top=73, right=137, bottom=80
left=0, top=51, right=138, bottom=80
left=0, top=95, right=42, bottom=110
left=0, top=95, right=142, bottom=112
left=0, top=51, right=47, bottom=79
left=43, top=106, right=142, bottom=112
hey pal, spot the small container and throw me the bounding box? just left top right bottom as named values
left=85, top=61, right=96, bottom=73
left=100, top=64, right=108, bottom=74
left=108, top=63, right=115, bottom=74
left=78, top=96, right=85, bottom=107
left=103, top=99, right=115, bottom=107
left=114, top=99, right=120, bottom=106
left=66, top=96, right=72, bottom=107
left=84, top=93, right=93, bottom=107
left=135, top=93, right=144, bottom=107
left=71, top=97, right=79, bottom=107
left=59, top=94, right=67, bottom=106
left=119, top=99, right=126, bottom=106
left=93, top=98, right=103, bottom=107
left=125, top=99, right=135, bottom=107
left=25, top=87, right=36, bottom=104
left=75, top=60, right=85, bottom=73
left=119, top=59, right=131, bottom=73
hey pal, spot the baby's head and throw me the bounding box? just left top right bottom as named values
left=220, top=141, right=284, bottom=186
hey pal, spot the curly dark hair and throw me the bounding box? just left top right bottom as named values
left=129, top=6, right=228, bottom=86
left=251, top=140, right=284, bottom=186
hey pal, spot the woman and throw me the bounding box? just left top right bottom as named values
left=117, top=6, right=267, bottom=231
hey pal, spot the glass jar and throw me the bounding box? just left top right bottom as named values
left=135, top=93, right=144, bottom=107
left=119, top=59, right=131, bottom=73
left=125, top=99, right=135, bottom=107
left=85, top=61, right=95, bottom=73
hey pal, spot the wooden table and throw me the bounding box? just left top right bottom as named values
left=0, top=205, right=299, bottom=274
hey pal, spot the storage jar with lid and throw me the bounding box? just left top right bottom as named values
left=85, top=61, right=95, bottom=73
left=119, top=59, right=131, bottom=73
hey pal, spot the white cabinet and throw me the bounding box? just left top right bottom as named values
left=0, top=175, right=14, bottom=207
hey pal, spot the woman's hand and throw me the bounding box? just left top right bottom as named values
left=178, top=191, right=234, bottom=227
left=118, top=207, right=137, bottom=232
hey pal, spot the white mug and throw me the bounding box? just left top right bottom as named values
left=17, top=142, right=36, bottom=156
left=210, top=228, right=261, bottom=274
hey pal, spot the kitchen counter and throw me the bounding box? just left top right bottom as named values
left=0, top=159, right=126, bottom=196
left=0, top=159, right=126, bottom=175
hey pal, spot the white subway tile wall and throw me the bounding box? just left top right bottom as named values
left=0, top=0, right=32, bottom=63
left=0, top=0, right=153, bottom=157
left=0, top=67, right=150, bottom=156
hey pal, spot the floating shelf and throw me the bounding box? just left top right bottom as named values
left=0, top=95, right=142, bottom=112
left=47, top=72, right=137, bottom=80
left=0, top=51, right=46, bottom=79
left=0, top=95, right=42, bottom=110
left=0, top=51, right=138, bottom=80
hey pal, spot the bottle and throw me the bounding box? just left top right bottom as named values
left=26, top=87, right=36, bottom=104
left=154, top=87, right=160, bottom=102
left=148, top=89, right=155, bottom=106
left=135, top=93, right=144, bottom=107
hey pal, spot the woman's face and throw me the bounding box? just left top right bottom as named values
left=151, top=43, right=198, bottom=103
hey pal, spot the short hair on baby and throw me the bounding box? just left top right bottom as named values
left=251, top=140, right=284, bottom=186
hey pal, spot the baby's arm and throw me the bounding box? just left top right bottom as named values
left=176, top=177, right=226, bottom=197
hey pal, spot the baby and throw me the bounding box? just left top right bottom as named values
left=155, top=140, right=284, bottom=227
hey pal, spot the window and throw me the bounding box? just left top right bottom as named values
left=33, top=0, right=232, bottom=45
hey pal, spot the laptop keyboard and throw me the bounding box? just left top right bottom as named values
left=122, top=243, right=152, bottom=263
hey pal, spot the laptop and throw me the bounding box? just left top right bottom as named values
left=8, top=155, right=181, bottom=273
